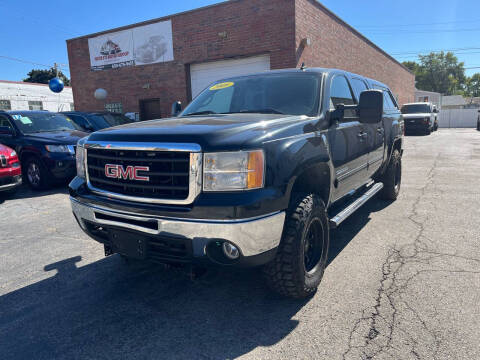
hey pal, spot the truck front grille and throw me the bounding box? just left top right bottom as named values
left=86, top=148, right=190, bottom=200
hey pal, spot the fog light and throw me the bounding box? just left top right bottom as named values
left=222, top=242, right=240, bottom=259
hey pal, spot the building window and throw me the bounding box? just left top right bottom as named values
left=0, top=100, right=11, bottom=111
left=105, top=103, right=122, bottom=113
left=70, top=103, right=75, bottom=111
left=28, top=101, right=43, bottom=110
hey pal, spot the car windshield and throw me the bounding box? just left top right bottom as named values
left=10, top=113, right=81, bottom=134
left=401, top=104, right=431, bottom=114
left=87, top=113, right=132, bottom=129
left=182, top=73, right=321, bottom=117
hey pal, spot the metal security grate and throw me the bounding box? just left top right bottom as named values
left=86, top=148, right=190, bottom=200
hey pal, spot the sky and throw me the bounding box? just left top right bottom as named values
left=0, top=0, right=479, bottom=81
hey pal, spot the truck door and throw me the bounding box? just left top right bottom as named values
left=349, top=78, right=386, bottom=180
left=327, top=75, right=370, bottom=201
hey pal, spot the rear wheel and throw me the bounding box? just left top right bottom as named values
left=379, top=149, right=402, bottom=201
left=24, top=157, right=49, bottom=190
left=263, top=194, right=329, bottom=299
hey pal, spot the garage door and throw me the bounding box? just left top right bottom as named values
left=190, top=55, right=270, bottom=98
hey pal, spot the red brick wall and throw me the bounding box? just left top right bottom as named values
left=67, top=0, right=296, bottom=116
left=294, top=0, right=415, bottom=106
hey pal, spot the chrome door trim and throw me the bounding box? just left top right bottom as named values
left=84, top=141, right=202, bottom=205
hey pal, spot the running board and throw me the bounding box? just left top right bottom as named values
left=329, top=182, right=384, bottom=229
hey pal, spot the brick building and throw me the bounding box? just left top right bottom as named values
left=67, top=0, right=415, bottom=120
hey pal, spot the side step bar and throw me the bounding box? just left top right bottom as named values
left=329, top=182, right=384, bottom=229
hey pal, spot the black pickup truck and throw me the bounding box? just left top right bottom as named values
left=70, top=68, right=403, bottom=298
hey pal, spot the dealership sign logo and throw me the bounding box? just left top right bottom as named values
left=94, top=39, right=130, bottom=62
left=105, top=164, right=150, bottom=181
left=88, top=20, right=174, bottom=71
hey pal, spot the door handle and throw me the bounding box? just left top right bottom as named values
left=357, top=132, right=367, bottom=139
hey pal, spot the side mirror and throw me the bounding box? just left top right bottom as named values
left=0, top=126, right=14, bottom=137
left=359, top=90, right=383, bottom=124
left=171, top=101, right=182, bottom=117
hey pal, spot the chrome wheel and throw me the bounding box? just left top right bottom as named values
left=27, top=162, right=41, bottom=186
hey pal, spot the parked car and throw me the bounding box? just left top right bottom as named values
left=401, top=102, right=438, bottom=134
left=0, top=111, right=88, bottom=190
left=0, top=144, right=22, bottom=194
left=61, top=111, right=134, bottom=132
left=70, top=68, right=403, bottom=299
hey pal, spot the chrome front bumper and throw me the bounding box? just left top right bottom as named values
left=70, top=197, right=285, bottom=257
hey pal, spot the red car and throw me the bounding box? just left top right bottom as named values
left=0, top=144, right=22, bottom=194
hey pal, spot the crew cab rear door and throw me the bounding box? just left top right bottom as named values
left=326, top=74, right=370, bottom=201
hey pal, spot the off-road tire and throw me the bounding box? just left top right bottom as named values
left=379, top=149, right=401, bottom=201
left=263, top=194, right=329, bottom=299
left=24, top=157, right=49, bottom=190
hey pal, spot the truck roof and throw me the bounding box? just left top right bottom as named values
left=217, top=67, right=391, bottom=92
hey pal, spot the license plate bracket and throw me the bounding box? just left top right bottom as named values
left=108, top=229, right=147, bottom=259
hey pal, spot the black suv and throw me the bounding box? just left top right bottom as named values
left=61, top=111, right=134, bottom=132
left=0, top=111, right=88, bottom=189
left=70, top=68, right=403, bottom=298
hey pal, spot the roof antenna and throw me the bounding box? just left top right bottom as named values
left=300, top=62, right=307, bottom=71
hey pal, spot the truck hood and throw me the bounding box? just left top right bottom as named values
left=402, top=113, right=431, bottom=119
left=23, top=130, right=89, bottom=145
left=87, top=114, right=313, bottom=151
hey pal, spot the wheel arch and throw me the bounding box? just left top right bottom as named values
left=287, top=162, right=332, bottom=209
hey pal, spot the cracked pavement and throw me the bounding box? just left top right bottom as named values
left=0, top=129, right=479, bottom=359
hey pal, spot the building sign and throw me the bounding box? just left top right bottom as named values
left=88, top=20, right=174, bottom=71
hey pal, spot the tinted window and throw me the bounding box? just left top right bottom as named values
left=87, top=113, right=132, bottom=129
left=183, top=73, right=321, bottom=117
left=330, top=76, right=355, bottom=109
left=67, top=114, right=90, bottom=130
left=0, top=115, right=13, bottom=129
left=9, top=113, right=80, bottom=134
left=383, top=91, right=396, bottom=110
left=401, top=104, right=431, bottom=114
left=350, top=78, right=369, bottom=101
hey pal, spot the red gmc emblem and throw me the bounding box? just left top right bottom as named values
left=104, top=164, right=150, bottom=181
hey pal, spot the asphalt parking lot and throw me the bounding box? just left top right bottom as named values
left=1, top=129, right=479, bottom=360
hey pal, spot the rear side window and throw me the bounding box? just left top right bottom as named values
left=350, top=78, right=369, bottom=101
left=383, top=91, right=398, bottom=111
left=330, top=76, right=355, bottom=109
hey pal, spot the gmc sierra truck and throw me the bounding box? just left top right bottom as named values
left=70, top=68, right=403, bottom=299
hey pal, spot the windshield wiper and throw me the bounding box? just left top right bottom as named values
left=222, top=108, right=285, bottom=115
left=183, top=110, right=218, bottom=116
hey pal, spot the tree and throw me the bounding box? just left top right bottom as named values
left=24, top=67, right=70, bottom=86
left=402, top=52, right=466, bottom=95
left=464, top=73, right=480, bottom=98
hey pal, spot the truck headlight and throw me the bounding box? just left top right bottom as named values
left=45, top=145, right=74, bottom=153
left=76, top=138, right=87, bottom=179
left=203, top=150, right=264, bottom=191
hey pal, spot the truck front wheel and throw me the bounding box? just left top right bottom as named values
left=263, top=194, right=329, bottom=299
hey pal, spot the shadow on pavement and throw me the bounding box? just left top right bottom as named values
left=0, top=197, right=390, bottom=359
left=328, top=198, right=392, bottom=266
left=0, top=255, right=307, bottom=359
left=0, top=184, right=68, bottom=203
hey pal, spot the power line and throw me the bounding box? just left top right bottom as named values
left=364, top=27, right=480, bottom=35
left=391, top=47, right=480, bottom=56
left=0, top=55, right=69, bottom=73
left=355, top=19, right=480, bottom=29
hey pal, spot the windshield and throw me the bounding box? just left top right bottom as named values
left=182, top=73, right=321, bottom=117
left=401, top=104, right=431, bottom=114
left=10, top=113, right=81, bottom=134
left=87, top=113, right=132, bottom=129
